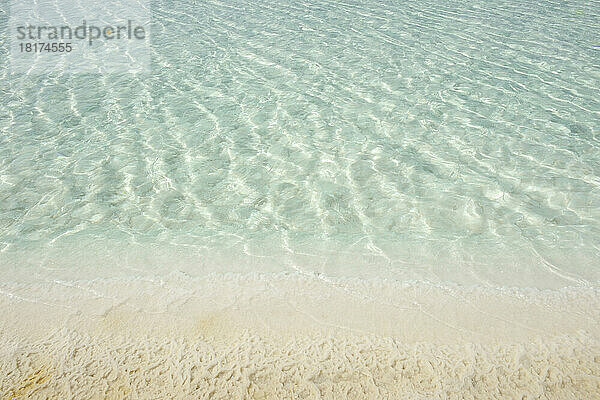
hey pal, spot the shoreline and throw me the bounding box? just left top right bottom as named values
left=1, top=272, right=599, bottom=398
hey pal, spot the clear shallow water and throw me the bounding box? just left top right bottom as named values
left=0, top=0, right=599, bottom=287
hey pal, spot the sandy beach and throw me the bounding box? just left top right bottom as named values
left=2, top=0, right=599, bottom=397
left=2, top=270, right=599, bottom=399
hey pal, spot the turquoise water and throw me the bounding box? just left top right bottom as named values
left=0, top=0, right=599, bottom=287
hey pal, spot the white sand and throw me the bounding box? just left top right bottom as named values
left=1, top=272, right=599, bottom=399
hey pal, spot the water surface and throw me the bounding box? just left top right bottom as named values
left=1, top=0, right=599, bottom=287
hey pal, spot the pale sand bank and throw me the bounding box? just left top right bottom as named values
left=1, top=272, right=599, bottom=399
